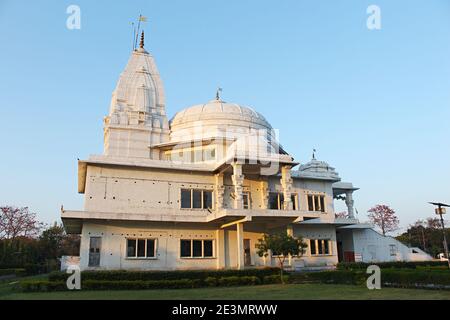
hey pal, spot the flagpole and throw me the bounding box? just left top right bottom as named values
left=134, top=15, right=142, bottom=50
left=132, top=22, right=136, bottom=51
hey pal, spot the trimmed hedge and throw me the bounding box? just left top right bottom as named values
left=263, top=275, right=289, bottom=284
left=20, top=280, right=67, bottom=292
left=289, top=269, right=450, bottom=290
left=289, top=271, right=366, bottom=286
left=337, top=261, right=447, bottom=270
left=49, top=267, right=280, bottom=282
left=21, top=275, right=269, bottom=292
left=381, top=269, right=450, bottom=289
left=0, top=268, right=26, bottom=277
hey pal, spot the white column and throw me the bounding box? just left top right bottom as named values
left=345, top=191, right=355, bottom=219
left=280, top=165, right=293, bottom=210
left=216, top=229, right=226, bottom=269
left=232, top=162, right=244, bottom=209
left=236, top=222, right=245, bottom=270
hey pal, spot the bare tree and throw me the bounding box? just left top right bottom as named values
left=367, top=204, right=399, bottom=236
left=0, top=206, right=43, bottom=241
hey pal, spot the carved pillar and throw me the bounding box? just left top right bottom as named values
left=231, top=162, right=244, bottom=209
left=280, top=165, right=293, bottom=210
left=260, top=180, right=269, bottom=209
left=345, top=191, right=355, bottom=219
left=214, top=173, right=225, bottom=210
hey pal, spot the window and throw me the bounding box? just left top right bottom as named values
left=181, top=189, right=191, bottom=208
left=194, top=149, right=203, bottom=162
left=180, top=239, right=214, bottom=258
left=180, top=240, right=191, bottom=258
left=307, top=194, right=326, bottom=212
left=203, top=191, right=213, bottom=209
left=243, top=192, right=251, bottom=209
left=180, top=189, right=214, bottom=209
left=192, top=190, right=202, bottom=209
left=203, top=148, right=216, bottom=161
left=127, top=239, right=156, bottom=258
left=204, top=240, right=213, bottom=257
left=291, top=194, right=298, bottom=210
left=389, top=244, right=397, bottom=256
left=269, top=192, right=284, bottom=210
left=193, top=240, right=202, bottom=257
left=310, top=239, right=331, bottom=255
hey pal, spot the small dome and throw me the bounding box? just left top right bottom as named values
left=297, top=158, right=340, bottom=181
left=169, top=99, right=274, bottom=143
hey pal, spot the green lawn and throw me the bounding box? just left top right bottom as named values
left=1, top=277, right=450, bottom=300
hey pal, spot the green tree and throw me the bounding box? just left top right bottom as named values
left=256, top=233, right=307, bottom=284
left=39, top=222, right=80, bottom=262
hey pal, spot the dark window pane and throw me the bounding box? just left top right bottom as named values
left=314, top=196, right=320, bottom=212
left=310, top=239, right=316, bottom=255
left=307, top=195, right=314, bottom=211
left=203, top=191, right=213, bottom=209
left=269, top=193, right=279, bottom=209
left=146, top=239, right=155, bottom=257
left=181, top=189, right=191, bottom=208
left=192, top=240, right=202, bottom=257
left=127, top=239, right=136, bottom=257
left=193, top=190, right=202, bottom=208
left=320, top=196, right=325, bottom=212
left=243, top=194, right=249, bottom=209
left=137, top=239, right=146, bottom=257
left=318, top=240, right=324, bottom=254
left=291, top=194, right=297, bottom=210
left=204, top=240, right=213, bottom=257
left=180, top=240, right=191, bottom=257
left=324, top=240, right=329, bottom=254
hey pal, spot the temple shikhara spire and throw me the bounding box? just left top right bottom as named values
left=60, top=21, right=433, bottom=272
left=103, top=26, right=169, bottom=159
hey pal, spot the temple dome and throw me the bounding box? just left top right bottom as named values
left=169, top=98, right=273, bottom=143
left=296, top=158, right=340, bottom=181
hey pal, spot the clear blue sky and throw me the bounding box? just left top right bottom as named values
left=0, top=0, right=449, bottom=234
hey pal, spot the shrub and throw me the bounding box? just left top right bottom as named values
left=289, top=271, right=366, bottom=285
left=263, top=275, right=289, bottom=284
left=49, top=267, right=279, bottom=282
left=337, top=261, right=447, bottom=270
left=205, top=277, right=218, bottom=287
left=82, top=279, right=203, bottom=290
left=381, top=269, right=450, bottom=289
left=20, top=280, right=66, bottom=292
left=218, top=276, right=260, bottom=287
left=22, top=275, right=264, bottom=292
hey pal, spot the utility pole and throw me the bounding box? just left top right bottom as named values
left=429, top=202, right=450, bottom=268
